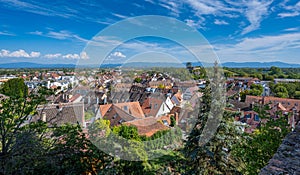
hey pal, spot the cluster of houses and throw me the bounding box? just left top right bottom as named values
left=226, top=77, right=300, bottom=133
left=30, top=70, right=203, bottom=137
left=3, top=67, right=299, bottom=136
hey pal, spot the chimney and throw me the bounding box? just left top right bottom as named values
left=42, top=112, right=46, bottom=122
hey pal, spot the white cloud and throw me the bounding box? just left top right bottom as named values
left=43, top=52, right=89, bottom=60
left=214, top=19, right=229, bottom=25
left=158, top=0, right=180, bottom=16
left=283, top=27, right=299, bottom=32
left=277, top=0, right=300, bottom=18
left=214, top=32, right=300, bottom=62
left=1, top=0, right=74, bottom=19
left=0, top=49, right=40, bottom=58
left=62, top=54, right=80, bottom=59
left=0, top=31, right=15, bottom=36
left=29, top=30, right=89, bottom=43
left=111, top=13, right=128, bottom=19
left=0, top=49, right=10, bottom=57
left=278, top=11, right=300, bottom=18
left=184, top=19, right=205, bottom=29
left=47, top=30, right=73, bottom=40
left=80, top=51, right=89, bottom=59
left=181, top=0, right=270, bottom=34
left=30, top=51, right=41, bottom=57
left=44, top=53, right=62, bottom=58
left=28, top=31, right=43, bottom=35
left=59, top=52, right=89, bottom=59
left=241, top=0, right=273, bottom=35
left=109, top=51, right=126, bottom=58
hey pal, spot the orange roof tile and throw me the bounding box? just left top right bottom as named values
left=124, top=117, right=169, bottom=137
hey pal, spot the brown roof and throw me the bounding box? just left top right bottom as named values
left=99, top=102, right=145, bottom=127
left=245, top=95, right=300, bottom=111
left=69, top=94, right=81, bottom=102
left=141, top=97, right=164, bottom=117
left=114, top=102, right=145, bottom=118
left=34, top=102, right=85, bottom=126
left=124, top=117, right=169, bottom=137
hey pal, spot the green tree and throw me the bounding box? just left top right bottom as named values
left=134, top=77, right=142, bottom=83
left=184, top=63, right=243, bottom=174
left=248, top=84, right=263, bottom=96
left=186, top=62, right=192, bottom=69
left=0, top=87, right=50, bottom=174
left=0, top=88, right=113, bottom=174
left=0, top=78, right=28, bottom=98
left=274, top=85, right=289, bottom=98
left=233, top=104, right=291, bottom=174
left=113, top=125, right=141, bottom=141
left=170, top=115, right=176, bottom=127
left=269, top=66, right=282, bottom=75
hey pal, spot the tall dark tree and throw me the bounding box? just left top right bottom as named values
left=183, top=62, right=243, bottom=174
left=186, top=62, right=193, bottom=73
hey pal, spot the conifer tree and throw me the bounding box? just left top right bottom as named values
left=183, top=62, right=243, bottom=174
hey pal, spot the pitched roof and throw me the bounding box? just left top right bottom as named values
left=114, top=101, right=145, bottom=118
left=99, top=101, right=145, bottom=127
left=245, top=95, right=300, bottom=111
left=141, top=97, right=164, bottom=117
left=124, top=117, right=169, bottom=137
left=35, top=102, right=85, bottom=126
left=99, top=104, right=112, bottom=117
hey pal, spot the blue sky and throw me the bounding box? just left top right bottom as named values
left=0, top=0, right=299, bottom=65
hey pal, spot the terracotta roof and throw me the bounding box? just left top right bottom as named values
left=99, top=101, right=145, bottom=127
left=124, top=117, right=169, bottom=137
left=114, top=101, right=145, bottom=118
left=246, top=95, right=300, bottom=111
left=141, top=97, right=164, bottom=117
left=99, top=104, right=112, bottom=117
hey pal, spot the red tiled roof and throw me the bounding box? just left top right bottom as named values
left=99, top=101, right=145, bottom=127
left=124, top=117, right=169, bottom=137
left=99, top=104, right=112, bottom=117
left=141, top=97, right=164, bottom=117
left=246, top=95, right=300, bottom=111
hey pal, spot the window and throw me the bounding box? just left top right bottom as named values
left=123, top=106, right=128, bottom=111
left=245, top=113, right=252, bottom=119
left=113, top=114, right=117, bottom=119
left=154, top=104, right=158, bottom=109
left=254, top=114, right=260, bottom=121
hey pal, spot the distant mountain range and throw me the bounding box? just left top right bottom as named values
left=222, top=61, right=300, bottom=68
left=0, top=61, right=299, bottom=69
